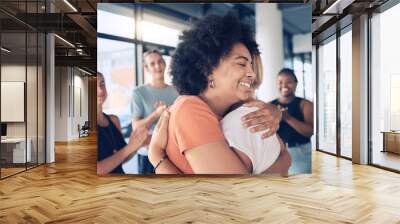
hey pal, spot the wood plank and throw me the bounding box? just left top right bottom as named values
left=0, top=134, right=399, bottom=223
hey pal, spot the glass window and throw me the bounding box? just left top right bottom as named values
left=141, top=21, right=181, bottom=47
left=304, top=61, right=313, bottom=101
left=318, top=38, right=337, bottom=154
left=293, top=55, right=313, bottom=101
left=371, top=3, right=400, bottom=171
left=97, top=38, right=136, bottom=129
left=1, top=31, right=28, bottom=177
left=97, top=4, right=135, bottom=39
left=294, top=57, right=305, bottom=98
left=339, top=30, right=352, bottom=158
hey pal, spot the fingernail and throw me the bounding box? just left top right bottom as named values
left=243, top=123, right=248, bottom=127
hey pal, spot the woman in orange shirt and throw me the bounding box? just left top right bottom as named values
left=148, top=12, right=289, bottom=174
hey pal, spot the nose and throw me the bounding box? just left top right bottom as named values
left=246, top=69, right=256, bottom=80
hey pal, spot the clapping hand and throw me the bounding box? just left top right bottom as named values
left=280, top=106, right=291, bottom=121
left=154, top=101, right=167, bottom=117
left=127, top=126, right=149, bottom=153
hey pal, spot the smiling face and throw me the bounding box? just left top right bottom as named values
left=277, top=72, right=297, bottom=97
left=211, top=42, right=256, bottom=104
left=97, top=73, right=107, bottom=106
left=144, top=52, right=166, bottom=81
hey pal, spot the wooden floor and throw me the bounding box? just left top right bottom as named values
left=1, top=135, right=400, bottom=223
left=372, top=150, right=400, bottom=171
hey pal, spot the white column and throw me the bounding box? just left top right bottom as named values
left=352, top=14, right=369, bottom=164
left=255, top=3, right=284, bottom=102
left=46, top=33, right=55, bottom=163
left=45, top=1, right=56, bottom=163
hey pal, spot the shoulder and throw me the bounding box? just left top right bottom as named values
left=299, top=98, right=313, bottom=109
left=172, top=96, right=219, bottom=122
left=132, top=85, right=148, bottom=95
left=174, top=96, right=207, bottom=111
left=109, top=114, right=122, bottom=130
left=299, top=99, right=313, bottom=116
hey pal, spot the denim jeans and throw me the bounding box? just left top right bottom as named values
left=287, top=142, right=312, bottom=175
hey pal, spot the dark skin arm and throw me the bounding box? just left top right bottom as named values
left=282, top=100, right=314, bottom=138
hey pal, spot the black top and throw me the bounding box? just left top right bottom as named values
left=271, top=97, right=310, bottom=147
left=97, top=113, right=126, bottom=173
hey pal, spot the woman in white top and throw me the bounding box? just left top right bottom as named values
left=149, top=54, right=291, bottom=174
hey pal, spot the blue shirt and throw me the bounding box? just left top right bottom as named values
left=131, top=84, right=179, bottom=155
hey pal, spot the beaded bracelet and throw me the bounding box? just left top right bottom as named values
left=153, top=154, right=168, bottom=172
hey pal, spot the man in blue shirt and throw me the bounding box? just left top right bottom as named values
left=131, top=49, right=179, bottom=174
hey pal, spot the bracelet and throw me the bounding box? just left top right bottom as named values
left=153, top=154, right=168, bottom=172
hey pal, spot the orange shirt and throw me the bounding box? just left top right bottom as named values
left=166, top=96, right=225, bottom=174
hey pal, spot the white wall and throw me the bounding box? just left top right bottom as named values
left=54, top=67, right=89, bottom=141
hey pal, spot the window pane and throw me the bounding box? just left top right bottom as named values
left=97, top=38, right=136, bottom=129
left=340, top=30, right=352, bottom=158
left=294, top=57, right=305, bottom=98
left=97, top=4, right=135, bottom=39
left=371, top=3, right=400, bottom=171
left=1, top=32, right=27, bottom=177
left=304, top=61, right=313, bottom=101
left=142, top=21, right=181, bottom=47
left=318, top=38, right=337, bottom=154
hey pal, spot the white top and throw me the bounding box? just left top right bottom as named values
left=221, top=106, right=281, bottom=174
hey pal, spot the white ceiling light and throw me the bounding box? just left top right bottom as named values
left=1, top=47, right=11, bottom=53
left=323, top=0, right=354, bottom=15
left=78, top=67, right=92, bottom=76
left=63, top=0, right=78, bottom=12
left=54, top=34, right=75, bottom=48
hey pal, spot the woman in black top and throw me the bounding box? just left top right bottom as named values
left=97, top=72, right=148, bottom=174
left=271, top=68, right=313, bottom=174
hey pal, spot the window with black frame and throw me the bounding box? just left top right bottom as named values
left=370, top=2, right=400, bottom=172
left=0, top=1, right=46, bottom=179
left=317, top=35, right=337, bottom=155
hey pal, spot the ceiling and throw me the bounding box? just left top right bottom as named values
left=1, top=1, right=311, bottom=72
left=311, top=0, right=390, bottom=44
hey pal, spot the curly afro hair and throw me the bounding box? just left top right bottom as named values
left=170, top=11, right=259, bottom=95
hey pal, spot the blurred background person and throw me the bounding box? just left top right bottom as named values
left=271, top=68, right=314, bottom=174
left=97, top=72, right=149, bottom=174
left=130, top=50, right=179, bottom=174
